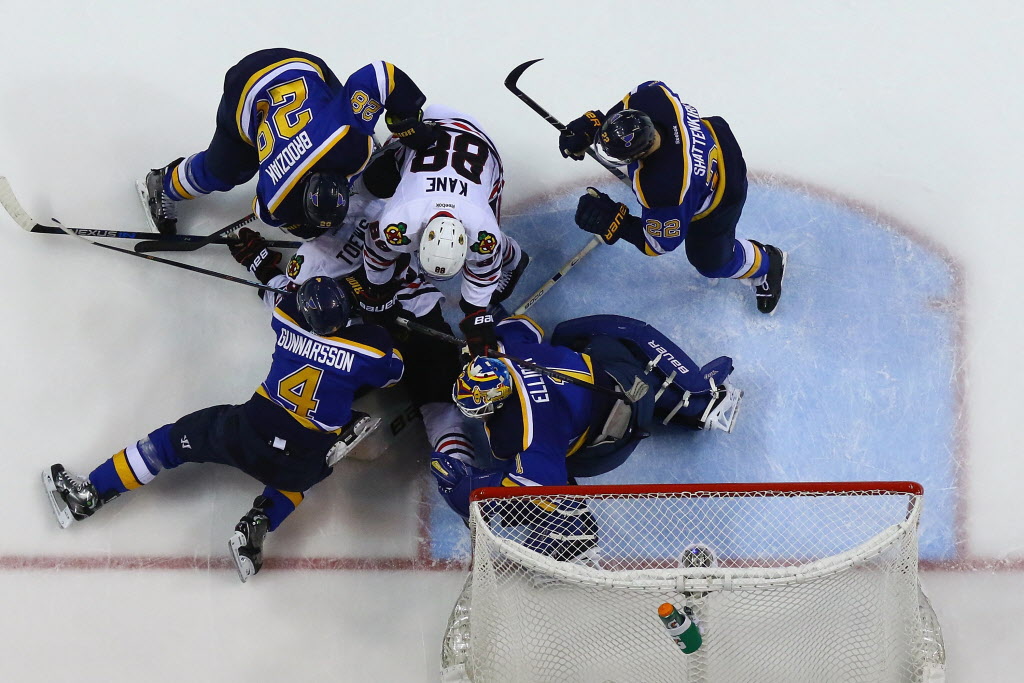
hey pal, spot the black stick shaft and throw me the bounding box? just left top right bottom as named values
left=134, top=214, right=258, bottom=253
left=27, top=223, right=298, bottom=248
left=504, top=58, right=631, bottom=185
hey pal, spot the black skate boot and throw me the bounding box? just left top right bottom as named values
left=749, top=241, right=787, bottom=314
left=42, top=464, right=109, bottom=529
left=490, top=251, right=530, bottom=305
left=228, top=496, right=271, bottom=583
left=139, top=157, right=184, bottom=235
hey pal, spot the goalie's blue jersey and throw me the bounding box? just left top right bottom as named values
left=608, top=80, right=727, bottom=256
left=236, top=56, right=410, bottom=223
left=484, top=317, right=598, bottom=486
left=255, top=293, right=404, bottom=433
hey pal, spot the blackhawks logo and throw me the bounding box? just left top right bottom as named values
left=286, top=254, right=304, bottom=279
left=470, top=231, right=498, bottom=255
left=383, top=222, right=412, bottom=246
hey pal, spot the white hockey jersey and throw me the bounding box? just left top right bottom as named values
left=364, top=104, right=509, bottom=308
left=274, top=179, right=444, bottom=317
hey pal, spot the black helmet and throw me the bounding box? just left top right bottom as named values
left=598, top=109, right=657, bottom=165
left=302, top=171, right=350, bottom=232
left=296, top=276, right=352, bottom=336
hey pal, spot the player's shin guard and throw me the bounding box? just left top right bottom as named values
left=522, top=498, right=599, bottom=564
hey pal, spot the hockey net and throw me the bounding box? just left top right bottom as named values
left=441, top=482, right=945, bottom=683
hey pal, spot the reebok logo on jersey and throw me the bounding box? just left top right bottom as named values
left=180, top=435, right=191, bottom=449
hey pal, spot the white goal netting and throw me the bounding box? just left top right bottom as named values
left=441, top=482, right=944, bottom=683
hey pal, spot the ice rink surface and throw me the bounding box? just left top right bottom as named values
left=1, top=1, right=1022, bottom=680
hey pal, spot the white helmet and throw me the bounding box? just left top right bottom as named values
left=419, top=214, right=467, bottom=280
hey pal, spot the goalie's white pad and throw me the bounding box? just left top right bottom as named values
left=42, top=468, right=74, bottom=529
left=701, top=385, right=743, bottom=433
left=326, top=413, right=382, bottom=466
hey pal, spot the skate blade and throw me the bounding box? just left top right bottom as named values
left=768, top=250, right=789, bottom=317
left=227, top=531, right=255, bottom=583
left=41, top=469, right=73, bottom=529
left=135, top=179, right=161, bottom=233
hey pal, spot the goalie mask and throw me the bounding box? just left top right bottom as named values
left=453, top=357, right=514, bottom=418
left=419, top=213, right=467, bottom=280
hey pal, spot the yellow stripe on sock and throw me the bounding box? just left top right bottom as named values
left=738, top=243, right=763, bottom=279
left=112, top=449, right=143, bottom=490
left=278, top=490, right=304, bottom=507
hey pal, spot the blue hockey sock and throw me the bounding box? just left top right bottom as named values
left=259, top=487, right=304, bottom=532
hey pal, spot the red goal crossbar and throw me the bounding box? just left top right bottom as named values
left=469, top=480, right=923, bottom=502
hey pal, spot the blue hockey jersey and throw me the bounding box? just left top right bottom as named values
left=483, top=317, right=598, bottom=486
left=255, top=293, right=404, bottom=433
left=235, top=57, right=416, bottom=225
left=608, top=81, right=727, bottom=256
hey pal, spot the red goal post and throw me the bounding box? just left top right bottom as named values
left=443, top=481, right=945, bottom=683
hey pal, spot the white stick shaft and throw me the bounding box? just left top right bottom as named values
left=513, top=236, right=602, bottom=315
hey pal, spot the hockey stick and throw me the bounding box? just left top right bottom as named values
left=504, top=58, right=631, bottom=185
left=396, top=317, right=632, bottom=403
left=133, top=214, right=257, bottom=253
left=21, top=221, right=298, bottom=248
left=504, top=59, right=633, bottom=315
left=0, top=177, right=288, bottom=296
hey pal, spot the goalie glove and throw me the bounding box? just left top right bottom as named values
left=559, top=110, right=605, bottom=160
left=574, top=188, right=644, bottom=246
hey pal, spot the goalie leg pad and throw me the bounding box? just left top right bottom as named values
left=522, top=498, right=599, bottom=563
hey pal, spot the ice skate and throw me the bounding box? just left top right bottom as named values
left=749, top=241, right=787, bottom=314
left=137, top=157, right=183, bottom=235
left=42, top=464, right=105, bottom=529
left=228, top=502, right=270, bottom=583
left=490, top=251, right=530, bottom=304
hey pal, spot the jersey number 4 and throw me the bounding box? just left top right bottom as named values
left=276, top=364, right=323, bottom=419
left=409, top=130, right=489, bottom=184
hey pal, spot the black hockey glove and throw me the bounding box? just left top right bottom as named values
left=458, top=307, right=498, bottom=359
left=386, top=109, right=439, bottom=152
left=574, top=187, right=641, bottom=245
left=229, top=227, right=283, bottom=284
left=559, top=110, right=605, bottom=160
left=342, top=272, right=402, bottom=324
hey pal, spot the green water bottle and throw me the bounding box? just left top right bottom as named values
left=658, top=602, right=702, bottom=654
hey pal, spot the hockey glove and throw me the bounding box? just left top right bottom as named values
left=430, top=452, right=498, bottom=521
left=342, top=272, right=402, bottom=324
left=385, top=109, right=439, bottom=152
left=575, top=187, right=642, bottom=246
left=458, top=306, right=498, bottom=359
left=229, top=227, right=283, bottom=284
left=559, top=110, right=605, bottom=160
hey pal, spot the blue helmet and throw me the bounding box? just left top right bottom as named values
left=297, top=276, right=352, bottom=336
left=452, top=357, right=514, bottom=418
left=598, top=109, right=657, bottom=165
